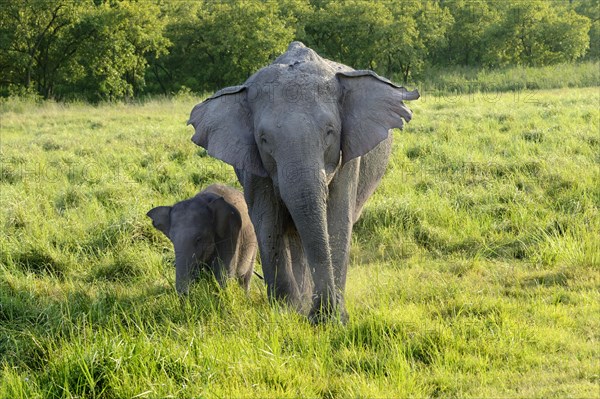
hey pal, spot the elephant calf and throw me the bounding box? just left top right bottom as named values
left=147, top=184, right=257, bottom=294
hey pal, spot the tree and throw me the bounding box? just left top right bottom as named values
left=0, top=0, right=168, bottom=101
left=483, top=0, right=591, bottom=66
left=303, top=0, right=452, bottom=82
left=438, top=0, right=499, bottom=66
left=70, top=1, right=169, bottom=101
left=383, top=0, right=453, bottom=82
left=1, top=0, right=597, bottom=100
left=0, top=0, right=83, bottom=98
left=303, top=1, right=393, bottom=71
left=571, top=0, right=600, bottom=59
left=149, top=1, right=297, bottom=94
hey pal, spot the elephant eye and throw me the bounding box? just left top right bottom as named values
left=326, top=128, right=335, bottom=136
left=260, top=136, right=268, bottom=145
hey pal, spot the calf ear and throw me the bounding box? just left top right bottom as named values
left=208, top=197, right=242, bottom=240
left=336, top=70, right=419, bottom=164
left=208, top=197, right=242, bottom=261
left=146, top=206, right=172, bottom=238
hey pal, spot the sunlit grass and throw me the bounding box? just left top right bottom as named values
left=1, top=87, right=599, bottom=397
left=410, top=61, right=600, bottom=94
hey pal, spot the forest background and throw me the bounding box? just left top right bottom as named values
left=1, top=0, right=598, bottom=102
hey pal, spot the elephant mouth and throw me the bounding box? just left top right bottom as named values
left=325, top=152, right=342, bottom=184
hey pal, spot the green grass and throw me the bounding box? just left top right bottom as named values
left=410, top=61, right=600, bottom=94
left=1, top=86, right=599, bottom=398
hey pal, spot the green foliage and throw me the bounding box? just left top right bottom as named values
left=303, top=1, right=393, bottom=70
left=413, top=61, right=600, bottom=94
left=0, top=86, right=598, bottom=396
left=572, top=0, right=600, bottom=59
left=0, top=0, right=168, bottom=101
left=483, top=1, right=591, bottom=66
left=1, top=0, right=597, bottom=100
left=303, top=0, right=453, bottom=82
left=390, top=0, right=454, bottom=82
left=70, top=0, right=169, bottom=101
left=0, top=0, right=83, bottom=98
left=439, top=0, right=500, bottom=66
left=149, top=0, right=297, bottom=93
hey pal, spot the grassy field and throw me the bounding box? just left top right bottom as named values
left=411, top=61, right=600, bottom=94
left=1, top=86, right=599, bottom=398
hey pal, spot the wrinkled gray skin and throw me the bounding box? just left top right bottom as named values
left=189, top=42, right=419, bottom=323
left=147, top=184, right=257, bottom=294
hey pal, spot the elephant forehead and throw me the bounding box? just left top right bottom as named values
left=247, top=69, right=341, bottom=111
left=271, top=41, right=352, bottom=75
left=276, top=72, right=337, bottom=96
left=170, top=200, right=211, bottom=226
left=250, top=61, right=336, bottom=86
left=257, top=103, right=339, bottom=131
left=243, top=42, right=353, bottom=106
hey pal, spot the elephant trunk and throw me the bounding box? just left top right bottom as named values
left=175, top=252, right=193, bottom=294
left=277, top=164, right=336, bottom=315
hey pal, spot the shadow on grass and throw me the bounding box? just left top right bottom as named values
left=520, top=270, right=571, bottom=288
left=0, top=272, right=235, bottom=373
left=5, top=248, right=69, bottom=278
left=331, top=317, right=446, bottom=366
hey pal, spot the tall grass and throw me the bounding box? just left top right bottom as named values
left=1, top=86, right=599, bottom=397
left=409, top=60, right=600, bottom=94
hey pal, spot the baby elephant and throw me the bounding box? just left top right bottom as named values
left=147, top=184, right=257, bottom=294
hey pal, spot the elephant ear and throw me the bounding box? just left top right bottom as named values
left=147, top=206, right=172, bottom=238
left=208, top=197, right=242, bottom=260
left=336, top=70, right=419, bottom=164
left=188, top=86, right=266, bottom=177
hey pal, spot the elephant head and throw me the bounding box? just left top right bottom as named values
left=190, top=43, right=417, bottom=179
left=147, top=192, right=242, bottom=294
left=188, top=42, right=418, bottom=322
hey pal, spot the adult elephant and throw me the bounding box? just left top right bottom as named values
left=189, top=42, right=419, bottom=323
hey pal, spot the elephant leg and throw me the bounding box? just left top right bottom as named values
left=236, top=241, right=256, bottom=292
left=327, top=158, right=360, bottom=323
left=256, top=212, right=302, bottom=307
left=242, top=174, right=302, bottom=307
left=354, top=135, right=393, bottom=222
left=238, top=267, right=253, bottom=293
left=285, top=227, right=313, bottom=311
left=236, top=231, right=257, bottom=289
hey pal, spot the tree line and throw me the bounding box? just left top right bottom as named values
left=1, top=0, right=597, bottom=102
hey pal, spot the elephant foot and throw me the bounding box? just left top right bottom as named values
left=308, top=295, right=348, bottom=325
